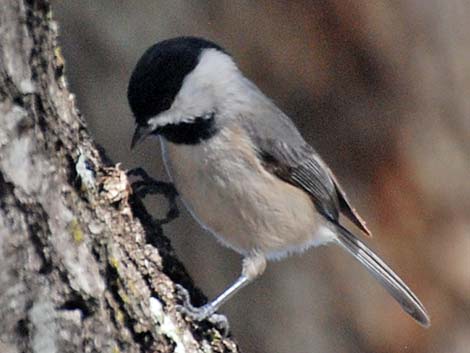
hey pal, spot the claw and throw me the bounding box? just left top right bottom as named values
left=174, top=284, right=230, bottom=335
left=207, top=314, right=230, bottom=335
left=127, top=167, right=179, bottom=224
left=174, top=284, right=192, bottom=308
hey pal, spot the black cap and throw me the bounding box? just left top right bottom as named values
left=127, top=36, right=225, bottom=126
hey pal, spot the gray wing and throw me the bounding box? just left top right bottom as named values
left=241, top=107, right=371, bottom=235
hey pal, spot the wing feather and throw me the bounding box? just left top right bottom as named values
left=252, top=133, right=370, bottom=235
left=238, top=99, right=370, bottom=235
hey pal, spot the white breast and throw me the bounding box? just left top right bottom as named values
left=159, top=126, right=336, bottom=260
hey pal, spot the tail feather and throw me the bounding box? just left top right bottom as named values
left=334, top=223, right=430, bottom=327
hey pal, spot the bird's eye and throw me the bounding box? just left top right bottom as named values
left=160, top=96, right=173, bottom=110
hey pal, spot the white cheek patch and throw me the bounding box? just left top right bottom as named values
left=147, top=49, right=239, bottom=131
left=147, top=111, right=214, bottom=130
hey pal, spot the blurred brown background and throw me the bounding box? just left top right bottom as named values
left=53, top=1, right=470, bottom=352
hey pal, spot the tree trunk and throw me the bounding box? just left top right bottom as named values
left=0, top=1, right=238, bottom=352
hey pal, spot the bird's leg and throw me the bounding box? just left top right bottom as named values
left=175, top=252, right=267, bottom=329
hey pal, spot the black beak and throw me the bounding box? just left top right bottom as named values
left=130, top=125, right=153, bottom=149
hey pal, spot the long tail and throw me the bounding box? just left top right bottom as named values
left=333, top=223, right=430, bottom=327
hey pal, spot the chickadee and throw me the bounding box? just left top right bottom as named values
left=128, top=36, right=430, bottom=327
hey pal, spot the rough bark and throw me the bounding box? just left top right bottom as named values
left=0, top=1, right=238, bottom=352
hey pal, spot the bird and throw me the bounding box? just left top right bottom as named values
left=127, top=36, right=430, bottom=328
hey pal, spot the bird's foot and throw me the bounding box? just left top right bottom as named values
left=127, top=167, right=179, bottom=224
left=174, top=284, right=229, bottom=335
